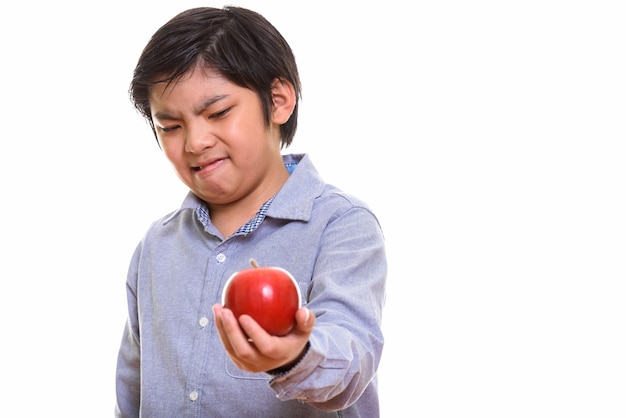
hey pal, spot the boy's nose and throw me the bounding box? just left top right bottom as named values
left=185, top=125, right=216, bottom=153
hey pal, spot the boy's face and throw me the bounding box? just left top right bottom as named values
left=149, top=68, right=288, bottom=208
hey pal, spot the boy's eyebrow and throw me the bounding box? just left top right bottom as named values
left=194, top=94, right=228, bottom=114
left=152, top=110, right=176, bottom=121
left=152, top=94, right=229, bottom=120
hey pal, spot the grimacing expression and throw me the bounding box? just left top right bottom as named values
left=149, top=68, right=292, bottom=208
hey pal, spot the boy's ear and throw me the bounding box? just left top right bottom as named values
left=270, top=78, right=296, bottom=125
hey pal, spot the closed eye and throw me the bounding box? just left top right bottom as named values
left=159, top=125, right=180, bottom=133
left=209, top=107, right=231, bottom=119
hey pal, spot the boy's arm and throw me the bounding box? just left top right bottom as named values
left=269, top=206, right=387, bottom=411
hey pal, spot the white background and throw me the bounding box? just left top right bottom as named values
left=1, top=1, right=625, bottom=417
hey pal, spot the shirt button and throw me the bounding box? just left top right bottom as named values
left=199, top=317, right=209, bottom=327
left=216, top=253, right=226, bottom=263
left=189, top=390, right=198, bottom=401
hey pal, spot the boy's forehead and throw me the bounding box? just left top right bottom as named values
left=150, top=68, right=230, bottom=100
left=148, top=69, right=261, bottom=119
left=153, top=66, right=224, bottom=89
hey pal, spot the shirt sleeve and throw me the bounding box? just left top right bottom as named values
left=114, top=245, right=142, bottom=418
left=269, top=204, right=387, bottom=411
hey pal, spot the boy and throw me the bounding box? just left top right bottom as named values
left=115, top=6, right=387, bottom=417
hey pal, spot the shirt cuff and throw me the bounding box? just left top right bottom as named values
left=266, top=341, right=310, bottom=376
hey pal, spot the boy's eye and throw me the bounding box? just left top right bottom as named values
left=160, top=125, right=180, bottom=133
left=210, top=107, right=231, bottom=119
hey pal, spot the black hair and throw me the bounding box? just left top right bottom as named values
left=130, top=6, right=301, bottom=148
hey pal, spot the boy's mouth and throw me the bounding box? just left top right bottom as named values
left=192, top=157, right=226, bottom=172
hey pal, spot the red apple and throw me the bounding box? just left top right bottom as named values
left=222, top=259, right=301, bottom=336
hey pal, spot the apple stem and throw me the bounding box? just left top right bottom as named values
left=250, top=258, right=259, bottom=268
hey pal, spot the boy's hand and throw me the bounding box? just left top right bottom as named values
left=213, top=304, right=314, bottom=373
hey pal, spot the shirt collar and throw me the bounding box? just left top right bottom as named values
left=161, top=153, right=324, bottom=226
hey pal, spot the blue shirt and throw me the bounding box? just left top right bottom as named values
left=115, top=154, right=387, bottom=417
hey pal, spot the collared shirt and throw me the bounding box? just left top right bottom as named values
left=115, top=154, right=387, bottom=418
